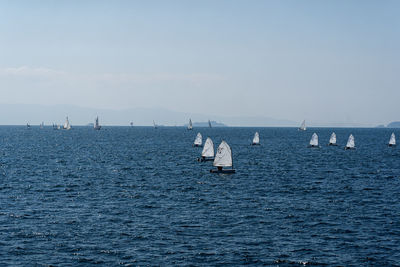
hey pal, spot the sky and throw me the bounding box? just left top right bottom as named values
left=0, top=0, right=399, bottom=126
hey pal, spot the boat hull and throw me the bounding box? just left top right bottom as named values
left=193, top=144, right=202, bottom=147
left=198, top=157, right=214, bottom=162
left=328, top=143, right=338, bottom=146
left=210, top=169, right=236, bottom=174
left=345, top=147, right=356, bottom=150
left=251, top=143, right=260, bottom=146
left=388, top=144, right=396, bottom=147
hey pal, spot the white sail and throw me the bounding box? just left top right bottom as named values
left=389, top=133, right=396, bottom=145
left=202, top=137, right=214, bottom=157
left=299, top=120, right=306, bottom=131
left=188, top=119, right=193, bottom=130
left=63, top=117, right=71, bottom=130
left=194, top=133, right=202, bottom=146
left=346, top=134, right=355, bottom=148
left=309, top=133, right=318, bottom=146
left=329, top=132, right=337, bottom=144
left=252, top=132, right=260, bottom=144
left=153, top=120, right=157, bottom=128
left=213, top=141, right=233, bottom=167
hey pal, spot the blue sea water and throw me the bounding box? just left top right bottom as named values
left=0, top=126, right=399, bottom=266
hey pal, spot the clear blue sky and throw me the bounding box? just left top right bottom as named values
left=0, top=0, right=399, bottom=125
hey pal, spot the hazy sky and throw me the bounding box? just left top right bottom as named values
left=0, top=0, right=399, bottom=125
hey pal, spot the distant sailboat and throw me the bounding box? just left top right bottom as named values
left=63, top=117, right=71, bottom=130
left=345, top=134, right=355, bottom=150
left=208, top=120, right=212, bottom=128
left=251, top=132, right=260, bottom=145
left=52, top=123, right=58, bottom=130
left=298, top=120, right=306, bottom=131
left=388, top=133, right=396, bottom=147
left=198, top=137, right=214, bottom=162
left=193, top=133, right=202, bottom=147
left=26, top=123, right=31, bottom=129
left=210, top=141, right=236, bottom=174
left=94, top=116, right=101, bottom=130
left=308, top=133, right=319, bottom=148
left=130, top=122, right=134, bottom=127
left=187, top=119, right=193, bottom=130
left=40, top=122, right=44, bottom=129
left=328, top=132, right=337, bottom=146
left=153, top=120, right=158, bottom=129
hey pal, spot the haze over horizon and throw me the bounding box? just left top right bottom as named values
left=1, top=0, right=399, bottom=126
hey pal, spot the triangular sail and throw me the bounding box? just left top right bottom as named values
left=346, top=134, right=355, bottom=148
left=329, top=132, right=337, bottom=144
left=213, top=141, right=233, bottom=167
left=309, top=133, right=318, bottom=146
left=63, top=117, right=71, bottom=130
left=202, top=137, right=214, bottom=157
left=188, top=119, right=193, bottom=130
left=94, top=116, right=100, bottom=129
left=194, top=133, right=202, bottom=146
left=208, top=120, right=212, bottom=128
left=389, top=133, right=396, bottom=145
left=252, top=132, right=260, bottom=144
left=299, top=120, right=306, bottom=131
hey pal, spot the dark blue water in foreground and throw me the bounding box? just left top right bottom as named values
left=1, top=126, right=400, bottom=266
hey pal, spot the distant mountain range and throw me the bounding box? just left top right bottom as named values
left=386, top=122, right=400, bottom=128
left=0, top=104, right=297, bottom=127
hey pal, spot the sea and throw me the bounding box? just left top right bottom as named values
left=0, top=126, right=399, bottom=266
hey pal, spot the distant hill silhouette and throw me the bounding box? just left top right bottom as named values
left=191, top=121, right=226, bottom=127
left=387, top=122, right=400, bottom=128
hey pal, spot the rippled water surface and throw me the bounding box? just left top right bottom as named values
left=1, top=126, right=400, bottom=266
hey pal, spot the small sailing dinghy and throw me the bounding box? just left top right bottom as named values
left=193, top=133, right=202, bottom=147
left=187, top=119, right=193, bottom=130
left=298, top=120, right=306, bottom=131
left=26, top=123, right=31, bottom=129
left=388, top=133, right=396, bottom=147
left=328, top=132, right=337, bottom=146
left=153, top=120, right=158, bottom=129
left=208, top=120, right=212, bottom=128
left=251, top=132, right=260, bottom=145
left=63, top=117, right=71, bottom=130
left=94, top=116, right=101, bottom=130
left=210, top=141, right=235, bottom=174
left=198, top=137, right=214, bottom=162
left=308, top=133, right=319, bottom=148
left=345, top=134, right=355, bottom=150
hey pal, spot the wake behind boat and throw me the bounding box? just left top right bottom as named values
left=345, top=134, right=355, bottom=150
left=198, top=137, right=214, bottom=162
left=193, top=133, right=202, bottom=147
left=328, top=132, right=337, bottom=146
left=210, top=141, right=235, bottom=174
left=251, top=132, right=260, bottom=145
left=388, top=133, right=396, bottom=147
left=308, top=133, right=319, bottom=148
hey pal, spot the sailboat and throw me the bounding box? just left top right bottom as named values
left=208, top=120, right=212, bottom=128
left=210, top=141, right=236, bottom=174
left=63, top=117, right=71, bottom=130
left=40, top=122, right=44, bottom=129
left=251, top=132, right=260, bottom=145
left=198, top=137, right=214, bottom=162
left=345, top=134, right=355, bottom=150
left=26, top=123, right=31, bottom=129
left=153, top=120, right=158, bottom=129
left=94, top=116, right=101, bottom=130
left=388, top=133, right=396, bottom=147
left=187, top=119, right=193, bottom=130
left=328, top=132, right=337, bottom=146
left=193, top=133, right=202, bottom=147
left=298, top=120, right=306, bottom=131
left=308, top=133, right=319, bottom=148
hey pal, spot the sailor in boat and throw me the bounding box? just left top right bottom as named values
left=251, top=132, right=260, bottom=145
left=328, top=132, right=337, bottom=146
left=198, top=137, right=214, bottom=162
left=388, top=133, right=396, bottom=147
left=345, top=134, right=355, bottom=150
left=210, top=141, right=236, bottom=174
left=308, top=133, right=320, bottom=148
left=193, top=133, right=202, bottom=147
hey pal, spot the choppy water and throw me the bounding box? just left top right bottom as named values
left=1, top=126, right=400, bottom=266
